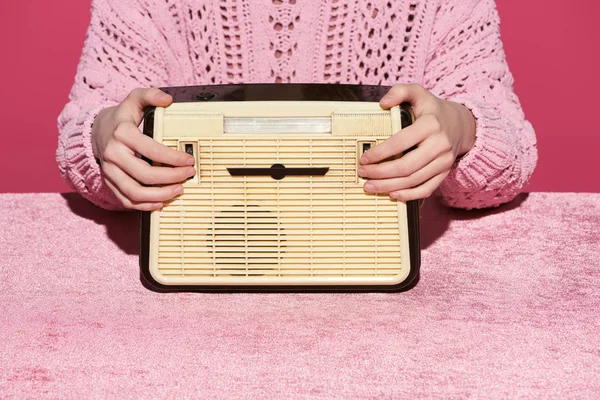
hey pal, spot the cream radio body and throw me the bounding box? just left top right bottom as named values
left=140, top=84, right=421, bottom=292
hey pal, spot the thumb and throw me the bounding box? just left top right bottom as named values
left=379, top=83, right=432, bottom=117
left=123, top=87, right=173, bottom=124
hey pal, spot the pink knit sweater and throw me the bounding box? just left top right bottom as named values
left=56, top=0, right=537, bottom=211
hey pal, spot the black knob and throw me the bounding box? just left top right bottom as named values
left=195, top=91, right=216, bottom=101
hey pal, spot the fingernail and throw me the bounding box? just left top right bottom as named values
left=186, top=157, right=196, bottom=166
left=364, top=183, right=375, bottom=192
left=381, top=95, right=392, bottom=103
left=360, top=156, right=369, bottom=164
left=187, top=167, right=196, bottom=177
left=153, top=203, right=163, bottom=210
left=174, top=185, right=184, bottom=195
left=357, top=167, right=366, bottom=177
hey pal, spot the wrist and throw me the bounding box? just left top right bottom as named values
left=91, top=106, right=113, bottom=160
left=91, top=113, right=102, bottom=160
left=454, top=101, right=477, bottom=157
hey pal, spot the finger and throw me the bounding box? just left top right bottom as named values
left=104, top=178, right=164, bottom=211
left=360, top=116, right=431, bottom=165
left=379, top=83, right=433, bottom=114
left=363, top=152, right=455, bottom=194
left=359, top=133, right=450, bottom=180
left=108, top=143, right=196, bottom=185
left=122, top=88, right=173, bottom=125
left=389, top=171, right=449, bottom=202
left=115, top=122, right=195, bottom=167
left=102, top=162, right=184, bottom=203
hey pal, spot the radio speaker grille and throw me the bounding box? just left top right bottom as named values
left=154, top=138, right=404, bottom=283
left=212, top=206, right=282, bottom=276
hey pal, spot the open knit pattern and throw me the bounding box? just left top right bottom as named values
left=56, top=0, right=537, bottom=211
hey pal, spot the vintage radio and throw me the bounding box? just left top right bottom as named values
left=140, top=84, right=421, bottom=292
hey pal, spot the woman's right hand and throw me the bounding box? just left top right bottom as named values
left=91, top=88, right=196, bottom=211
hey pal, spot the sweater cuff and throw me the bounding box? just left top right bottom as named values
left=437, top=96, right=518, bottom=209
left=57, top=104, right=126, bottom=211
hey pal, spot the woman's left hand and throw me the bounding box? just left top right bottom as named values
left=358, top=83, right=477, bottom=201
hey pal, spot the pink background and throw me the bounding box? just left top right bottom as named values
left=0, top=1, right=598, bottom=194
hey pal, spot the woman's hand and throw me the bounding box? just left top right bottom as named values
left=91, top=88, right=196, bottom=211
left=358, top=84, right=477, bottom=201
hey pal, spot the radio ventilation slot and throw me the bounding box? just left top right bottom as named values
left=210, top=206, right=283, bottom=276
left=331, top=112, right=393, bottom=136
left=163, top=112, right=224, bottom=137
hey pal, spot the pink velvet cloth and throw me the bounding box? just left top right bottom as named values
left=1, top=192, right=598, bottom=398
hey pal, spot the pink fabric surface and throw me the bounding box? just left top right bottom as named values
left=56, top=0, right=537, bottom=211
left=1, top=192, right=598, bottom=398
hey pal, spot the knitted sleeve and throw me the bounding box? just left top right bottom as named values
left=422, top=0, right=538, bottom=210
left=56, top=0, right=182, bottom=210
